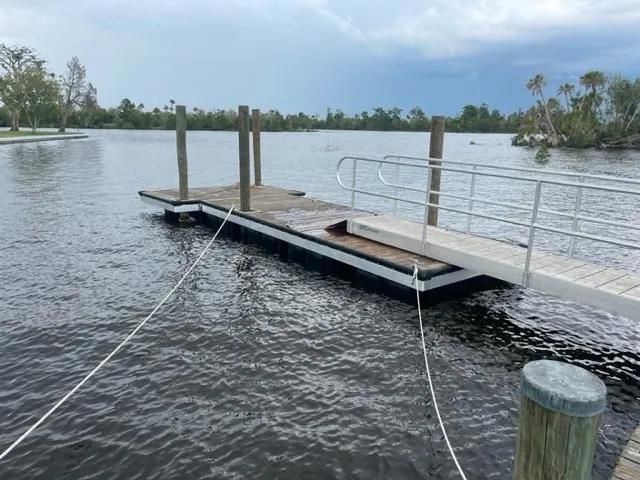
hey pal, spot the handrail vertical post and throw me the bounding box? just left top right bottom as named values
left=428, top=116, right=445, bottom=226
left=392, top=158, right=400, bottom=215
left=251, top=109, right=262, bottom=186
left=350, top=158, right=358, bottom=221
left=523, top=181, right=542, bottom=287
left=421, top=167, right=433, bottom=256
left=466, top=165, right=478, bottom=233
left=568, top=176, right=584, bottom=258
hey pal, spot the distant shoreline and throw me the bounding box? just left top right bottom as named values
left=48, top=125, right=519, bottom=134
left=0, top=133, right=88, bottom=145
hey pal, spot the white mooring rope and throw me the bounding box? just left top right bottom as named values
left=0, top=206, right=235, bottom=461
left=412, top=265, right=467, bottom=480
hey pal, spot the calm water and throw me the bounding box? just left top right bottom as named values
left=0, top=129, right=639, bottom=479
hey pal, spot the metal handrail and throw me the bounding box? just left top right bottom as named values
left=383, top=154, right=640, bottom=186
left=378, top=159, right=640, bottom=196
left=336, top=155, right=640, bottom=287
left=376, top=160, right=640, bottom=233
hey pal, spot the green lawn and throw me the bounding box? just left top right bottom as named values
left=0, top=130, right=66, bottom=138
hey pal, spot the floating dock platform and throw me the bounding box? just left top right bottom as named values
left=139, top=185, right=487, bottom=298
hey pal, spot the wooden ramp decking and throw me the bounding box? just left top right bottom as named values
left=612, top=426, right=640, bottom=480
left=138, top=186, right=481, bottom=292
left=348, top=215, right=640, bottom=320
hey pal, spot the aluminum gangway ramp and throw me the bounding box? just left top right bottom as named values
left=336, top=155, right=640, bottom=320
left=348, top=215, right=640, bottom=320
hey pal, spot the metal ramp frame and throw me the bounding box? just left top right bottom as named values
left=336, top=155, right=640, bottom=320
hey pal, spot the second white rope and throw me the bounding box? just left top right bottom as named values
left=413, top=265, right=467, bottom=480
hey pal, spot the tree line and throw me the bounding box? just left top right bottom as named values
left=0, top=43, right=520, bottom=135
left=2, top=43, right=638, bottom=148
left=515, top=71, right=640, bottom=148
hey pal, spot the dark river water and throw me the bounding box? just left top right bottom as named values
left=0, top=129, right=639, bottom=479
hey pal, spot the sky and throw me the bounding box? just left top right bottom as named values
left=1, top=0, right=640, bottom=116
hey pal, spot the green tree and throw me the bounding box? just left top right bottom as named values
left=0, top=44, right=45, bottom=130
left=606, top=76, right=640, bottom=134
left=117, top=98, right=138, bottom=127
left=407, top=106, right=428, bottom=131
left=22, top=66, right=59, bottom=132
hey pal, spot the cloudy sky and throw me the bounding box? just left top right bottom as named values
left=1, top=0, right=640, bottom=115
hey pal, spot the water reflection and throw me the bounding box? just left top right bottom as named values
left=0, top=131, right=639, bottom=479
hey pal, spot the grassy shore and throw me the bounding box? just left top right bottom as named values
left=0, top=130, right=68, bottom=138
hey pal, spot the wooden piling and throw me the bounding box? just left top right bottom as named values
left=176, top=105, right=188, bottom=201
left=252, top=109, right=262, bottom=186
left=513, top=360, right=606, bottom=480
left=238, top=105, right=251, bottom=211
left=428, top=116, right=445, bottom=226
left=175, top=105, right=194, bottom=225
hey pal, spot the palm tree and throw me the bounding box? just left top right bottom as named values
left=527, top=74, right=557, bottom=140
left=169, top=99, right=175, bottom=113
left=557, top=83, right=575, bottom=111
left=580, top=71, right=605, bottom=97
left=580, top=70, right=606, bottom=116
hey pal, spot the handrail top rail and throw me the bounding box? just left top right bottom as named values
left=383, top=154, right=640, bottom=187
left=337, top=156, right=640, bottom=196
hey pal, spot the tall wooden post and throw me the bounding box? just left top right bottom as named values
left=175, top=105, right=193, bottom=225
left=176, top=105, right=188, bottom=200
left=238, top=105, right=251, bottom=211
left=428, top=116, right=445, bottom=226
left=513, top=360, right=606, bottom=480
left=252, top=109, right=262, bottom=186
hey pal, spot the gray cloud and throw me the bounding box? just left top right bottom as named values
left=1, top=0, right=639, bottom=113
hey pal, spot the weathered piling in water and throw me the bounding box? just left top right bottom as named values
left=175, top=105, right=194, bottom=225
left=513, top=360, right=606, bottom=480
left=238, top=105, right=251, bottom=211
left=252, top=108, right=262, bottom=186
left=428, top=116, right=445, bottom=226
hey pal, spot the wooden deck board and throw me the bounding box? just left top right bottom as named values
left=139, top=186, right=454, bottom=279
left=612, top=426, right=640, bottom=480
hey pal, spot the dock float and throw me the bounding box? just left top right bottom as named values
left=139, top=185, right=483, bottom=296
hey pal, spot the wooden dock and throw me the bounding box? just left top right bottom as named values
left=612, top=426, right=640, bottom=480
left=139, top=185, right=484, bottom=294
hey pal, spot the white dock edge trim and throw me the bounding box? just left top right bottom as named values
left=140, top=194, right=201, bottom=213
left=200, top=204, right=479, bottom=292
